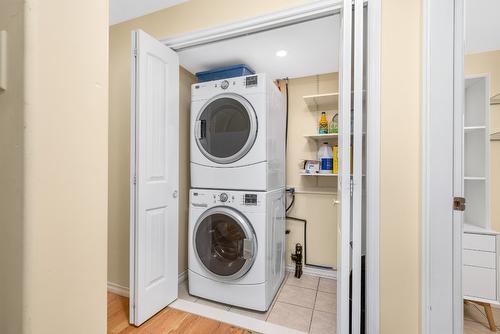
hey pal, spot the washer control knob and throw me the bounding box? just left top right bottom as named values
left=221, top=80, right=229, bottom=89
left=219, top=193, right=228, bottom=202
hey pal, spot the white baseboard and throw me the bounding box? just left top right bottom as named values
left=107, top=281, right=129, bottom=297
left=107, top=270, right=189, bottom=298
left=286, top=265, right=337, bottom=279
left=178, top=270, right=188, bottom=284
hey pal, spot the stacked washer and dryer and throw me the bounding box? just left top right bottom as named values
left=188, top=73, right=286, bottom=311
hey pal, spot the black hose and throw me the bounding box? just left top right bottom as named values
left=286, top=193, right=295, bottom=212
left=286, top=215, right=333, bottom=270
left=282, top=78, right=331, bottom=271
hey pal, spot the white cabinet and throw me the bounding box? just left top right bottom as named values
left=462, top=74, right=498, bottom=304
left=462, top=230, right=499, bottom=302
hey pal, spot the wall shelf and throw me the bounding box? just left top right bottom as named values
left=304, top=133, right=338, bottom=140
left=303, top=93, right=339, bottom=109
left=300, top=172, right=338, bottom=177
left=463, top=74, right=490, bottom=230
left=490, top=93, right=500, bottom=105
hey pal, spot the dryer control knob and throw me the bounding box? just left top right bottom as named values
left=219, top=193, right=228, bottom=202
left=221, top=80, right=229, bottom=89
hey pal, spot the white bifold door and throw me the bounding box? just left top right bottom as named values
left=337, top=0, right=366, bottom=333
left=130, top=29, right=179, bottom=326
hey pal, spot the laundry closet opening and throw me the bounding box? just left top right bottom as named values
left=127, top=2, right=373, bottom=333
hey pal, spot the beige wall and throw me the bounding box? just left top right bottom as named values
left=178, top=68, right=196, bottom=275
left=286, top=74, right=338, bottom=268
left=379, top=0, right=421, bottom=333
left=0, top=1, right=24, bottom=333
left=20, top=0, right=109, bottom=333
left=465, top=50, right=500, bottom=232
left=108, top=0, right=424, bottom=333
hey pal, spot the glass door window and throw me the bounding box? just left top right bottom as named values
left=194, top=208, right=256, bottom=280
left=195, top=93, right=257, bottom=164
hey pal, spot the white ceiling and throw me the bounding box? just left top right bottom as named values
left=109, top=0, right=188, bottom=25
left=177, top=15, right=340, bottom=80
left=465, top=0, right=500, bottom=54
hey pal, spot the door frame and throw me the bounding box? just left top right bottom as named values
left=421, top=0, right=465, bottom=332
left=160, top=0, right=381, bottom=332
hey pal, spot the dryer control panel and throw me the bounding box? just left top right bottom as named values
left=191, top=73, right=266, bottom=100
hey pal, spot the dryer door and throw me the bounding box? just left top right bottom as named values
left=194, top=207, right=257, bottom=280
left=195, top=93, right=257, bottom=164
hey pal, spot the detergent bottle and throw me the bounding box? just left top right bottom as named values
left=318, top=142, right=333, bottom=174
left=318, top=112, right=328, bottom=134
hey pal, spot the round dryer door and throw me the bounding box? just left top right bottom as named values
left=195, top=93, right=257, bottom=164
left=194, top=207, right=257, bottom=280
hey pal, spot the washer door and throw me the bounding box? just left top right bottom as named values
left=194, top=207, right=257, bottom=280
left=195, top=93, right=257, bottom=164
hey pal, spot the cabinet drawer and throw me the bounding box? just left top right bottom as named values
left=463, top=265, right=496, bottom=300
left=463, top=233, right=496, bottom=252
left=463, top=249, right=496, bottom=269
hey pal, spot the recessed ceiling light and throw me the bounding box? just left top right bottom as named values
left=276, top=50, right=287, bottom=57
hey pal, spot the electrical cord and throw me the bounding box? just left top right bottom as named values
left=284, top=78, right=289, bottom=150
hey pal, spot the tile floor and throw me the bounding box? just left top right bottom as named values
left=178, top=272, right=337, bottom=334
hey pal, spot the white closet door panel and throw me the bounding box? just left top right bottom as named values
left=130, top=29, right=179, bottom=326
left=351, top=0, right=364, bottom=333
left=337, top=0, right=353, bottom=333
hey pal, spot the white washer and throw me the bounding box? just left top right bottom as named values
left=188, top=188, right=286, bottom=311
left=190, top=73, right=285, bottom=191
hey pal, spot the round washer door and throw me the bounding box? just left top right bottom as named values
left=194, top=207, right=257, bottom=280
left=195, top=93, right=257, bottom=164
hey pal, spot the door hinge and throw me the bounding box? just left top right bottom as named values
left=350, top=178, right=354, bottom=197
left=133, top=175, right=137, bottom=185
left=132, top=48, right=138, bottom=57
left=453, top=197, right=466, bottom=211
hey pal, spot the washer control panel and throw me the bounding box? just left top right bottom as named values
left=219, top=192, right=229, bottom=202
left=243, top=193, right=258, bottom=206
left=191, top=190, right=262, bottom=208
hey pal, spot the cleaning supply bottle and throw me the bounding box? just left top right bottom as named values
left=329, top=113, right=338, bottom=133
left=333, top=145, right=339, bottom=174
left=318, top=142, right=333, bottom=174
left=318, top=112, right=328, bottom=134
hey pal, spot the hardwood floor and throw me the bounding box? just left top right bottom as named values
left=464, top=303, right=500, bottom=333
left=107, top=293, right=250, bottom=334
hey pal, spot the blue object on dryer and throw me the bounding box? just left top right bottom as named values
left=195, top=64, right=256, bottom=82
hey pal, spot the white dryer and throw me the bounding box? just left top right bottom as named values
left=190, top=73, right=285, bottom=191
left=188, top=188, right=286, bottom=311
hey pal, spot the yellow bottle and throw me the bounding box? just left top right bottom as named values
left=318, top=112, right=328, bottom=134
left=333, top=145, right=339, bottom=174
